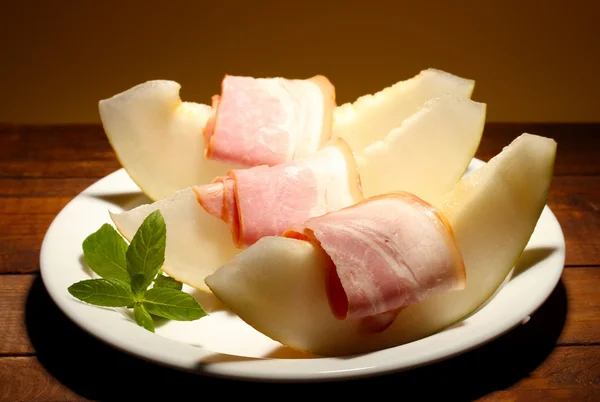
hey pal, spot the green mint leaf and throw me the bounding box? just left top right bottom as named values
left=82, top=224, right=129, bottom=282
left=68, top=278, right=134, bottom=307
left=142, top=288, right=206, bottom=321
left=131, top=274, right=149, bottom=298
left=154, top=275, right=183, bottom=290
left=126, top=210, right=166, bottom=292
left=133, top=303, right=155, bottom=332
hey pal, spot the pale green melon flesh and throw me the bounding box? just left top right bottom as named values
left=110, top=187, right=240, bottom=293
left=333, top=68, right=475, bottom=152
left=99, top=80, right=239, bottom=202
left=356, top=94, right=486, bottom=207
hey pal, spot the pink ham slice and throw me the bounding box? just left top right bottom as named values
left=284, top=192, right=466, bottom=332
left=204, top=75, right=336, bottom=168
left=193, top=138, right=363, bottom=249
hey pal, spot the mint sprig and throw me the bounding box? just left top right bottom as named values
left=68, top=210, right=207, bottom=333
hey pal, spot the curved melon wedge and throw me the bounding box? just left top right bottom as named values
left=99, top=80, right=240, bottom=202
left=356, top=94, right=486, bottom=206
left=205, top=133, right=557, bottom=356
left=110, top=187, right=240, bottom=293
left=332, top=68, right=475, bottom=152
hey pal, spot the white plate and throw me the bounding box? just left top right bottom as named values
left=39, top=159, right=566, bottom=382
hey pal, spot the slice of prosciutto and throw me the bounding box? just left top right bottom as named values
left=193, top=138, right=363, bottom=249
left=284, top=192, right=466, bottom=332
left=204, top=75, right=336, bottom=168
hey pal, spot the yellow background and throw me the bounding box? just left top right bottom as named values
left=1, top=0, right=598, bottom=123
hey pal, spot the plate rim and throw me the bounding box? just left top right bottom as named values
left=39, top=160, right=566, bottom=382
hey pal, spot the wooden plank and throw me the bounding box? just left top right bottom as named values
left=479, top=389, right=599, bottom=401
left=0, top=123, right=598, bottom=178
left=548, top=176, right=600, bottom=266
left=0, top=179, right=114, bottom=274
left=1, top=174, right=597, bottom=274
left=548, top=176, right=600, bottom=212
left=0, top=348, right=597, bottom=401
left=0, top=197, right=73, bottom=214
left=0, top=357, right=82, bottom=401
left=2, top=268, right=598, bottom=356
left=554, top=209, right=600, bottom=266
left=0, top=178, right=96, bottom=197
left=0, top=214, right=57, bottom=273
left=0, top=124, right=114, bottom=162
left=475, top=347, right=600, bottom=399
left=559, top=268, right=600, bottom=345
left=0, top=275, right=34, bottom=354
left=0, top=160, right=120, bottom=179
left=0, top=125, right=119, bottom=178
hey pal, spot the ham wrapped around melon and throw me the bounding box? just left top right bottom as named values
left=284, top=192, right=466, bottom=332
left=193, top=138, right=363, bottom=248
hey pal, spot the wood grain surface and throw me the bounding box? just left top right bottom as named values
left=0, top=123, right=598, bottom=401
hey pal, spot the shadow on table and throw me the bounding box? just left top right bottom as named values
left=25, top=274, right=568, bottom=401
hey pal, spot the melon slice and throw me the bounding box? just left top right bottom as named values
left=110, top=187, right=240, bottom=293
left=356, top=94, right=486, bottom=206
left=205, top=133, right=557, bottom=356
left=99, top=80, right=240, bottom=202
left=332, top=68, right=475, bottom=152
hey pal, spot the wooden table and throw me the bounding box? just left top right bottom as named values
left=0, top=123, right=598, bottom=400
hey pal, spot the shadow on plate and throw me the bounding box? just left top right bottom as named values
left=26, top=268, right=567, bottom=400
left=511, top=247, right=558, bottom=279
left=188, top=288, right=233, bottom=315
left=78, top=255, right=94, bottom=277
left=85, top=191, right=152, bottom=211
left=191, top=346, right=318, bottom=362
